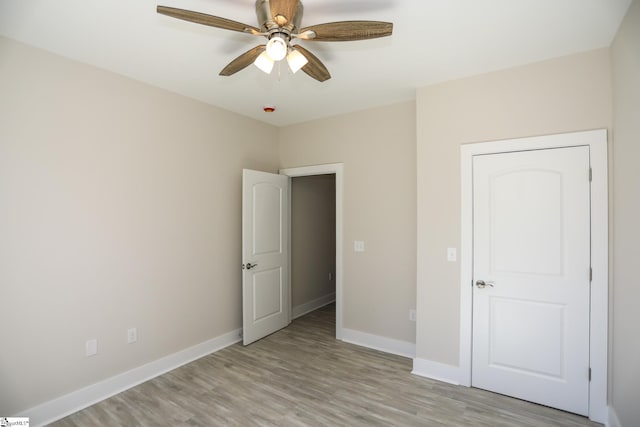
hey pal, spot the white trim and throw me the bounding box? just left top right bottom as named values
left=342, top=328, right=416, bottom=359
left=411, top=358, right=462, bottom=385
left=17, top=329, right=241, bottom=427
left=588, top=135, right=609, bottom=424
left=459, top=129, right=608, bottom=423
left=279, top=163, right=344, bottom=340
left=607, top=406, right=621, bottom=427
left=292, top=293, right=336, bottom=319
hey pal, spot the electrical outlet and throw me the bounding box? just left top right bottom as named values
left=85, top=339, right=98, bottom=357
left=354, top=240, right=365, bottom=252
left=127, top=328, right=137, bottom=344
left=409, top=309, right=417, bottom=322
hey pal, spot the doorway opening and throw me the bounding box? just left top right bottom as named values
left=290, top=174, right=336, bottom=320
left=280, top=163, right=344, bottom=339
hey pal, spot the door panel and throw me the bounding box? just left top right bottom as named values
left=242, top=169, right=289, bottom=345
left=489, top=297, right=565, bottom=378
left=472, top=147, right=590, bottom=415
left=490, top=169, right=563, bottom=275
left=252, top=267, right=283, bottom=321
left=253, top=182, right=283, bottom=256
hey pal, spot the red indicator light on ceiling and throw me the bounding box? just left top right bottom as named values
left=263, top=106, right=276, bottom=113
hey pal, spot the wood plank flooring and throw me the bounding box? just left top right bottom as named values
left=51, top=304, right=601, bottom=426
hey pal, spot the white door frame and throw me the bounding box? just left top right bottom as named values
left=279, top=163, right=344, bottom=340
left=459, top=129, right=608, bottom=423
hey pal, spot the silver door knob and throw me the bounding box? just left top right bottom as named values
left=475, top=280, right=494, bottom=289
left=245, top=262, right=258, bottom=270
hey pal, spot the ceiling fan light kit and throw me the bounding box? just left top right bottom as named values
left=254, top=51, right=275, bottom=74
left=157, top=0, right=393, bottom=82
left=265, top=34, right=288, bottom=61
left=286, top=49, right=308, bottom=73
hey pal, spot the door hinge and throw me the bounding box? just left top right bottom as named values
left=589, top=367, right=592, bottom=381
left=589, top=168, right=593, bottom=182
left=590, top=267, right=593, bottom=282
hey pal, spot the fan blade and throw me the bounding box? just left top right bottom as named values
left=270, top=0, right=300, bottom=26
left=293, top=45, right=331, bottom=82
left=219, top=46, right=266, bottom=76
left=157, top=6, right=260, bottom=34
left=299, top=21, right=393, bottom=42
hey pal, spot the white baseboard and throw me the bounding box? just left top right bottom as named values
left=411, top=357, right=462, bottom=386
left=17, top=328, right=242, bottom=427
left=292, top=293, right=336, bottom=319
left=607, top=406, right=621, bottom=427
left=342, top=328, right=416, bottom=358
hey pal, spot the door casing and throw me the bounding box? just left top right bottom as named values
left=459, top=129, right=608, bottom=423
left=279, top=163, right=344, bottom=340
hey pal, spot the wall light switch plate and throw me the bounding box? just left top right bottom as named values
left=447, top=248, right=457, bottom=262
left=354, top=241, right=365, bottom=252
left=85, top=339, right=97, bottom=357
left=127, top=328, right=137, bottom=344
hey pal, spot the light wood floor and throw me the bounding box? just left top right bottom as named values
left=51, top=304, right=601, bottom=426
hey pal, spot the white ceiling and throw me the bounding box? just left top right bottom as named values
left=0, top=0, right=632, bottom=126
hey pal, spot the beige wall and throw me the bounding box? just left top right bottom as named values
left=291, top=175, right=336, bottom=308
left=415, top=49, right=613, bottom=365
left=278, top=102, right=417, bottom=343
left=610, top=1, right=640, bottom=425
left=0, top=37, right=279, bottom=415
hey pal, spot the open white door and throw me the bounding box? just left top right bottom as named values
left=472, top=146, right=591, bottom=415
left=242, top=169, right=290, bottom=345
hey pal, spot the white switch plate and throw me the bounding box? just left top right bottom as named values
left=354, top=241, right=365, bottom=252
left=127, top=328, right=137, bottom=344
left=85, top=339, right=97, bottom=357
left=447, top=248, right=457, bottom=262
left=409, top=309, right=417, bottom=322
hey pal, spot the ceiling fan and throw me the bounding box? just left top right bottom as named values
left=157, top=0, right=393, bottom=82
